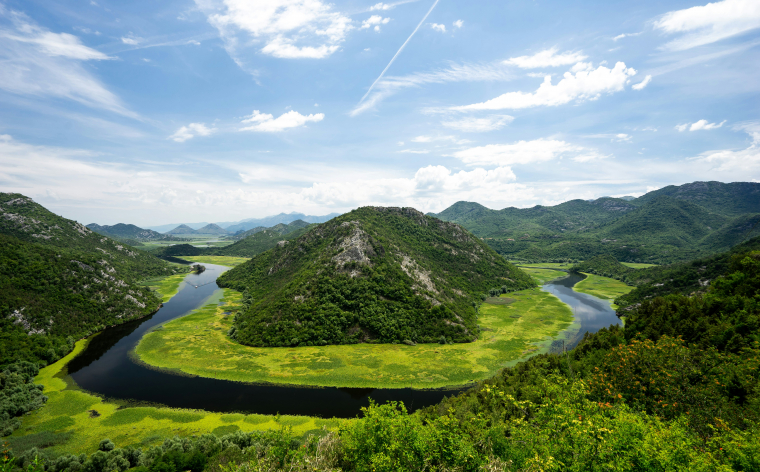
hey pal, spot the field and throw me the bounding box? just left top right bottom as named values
left=572, top=273, right=634, bottom=308
left=134, top=287, right=575, bottom=389
left=9, top=339, right=342, bottom=456
left=620, top=262, right=658, bottom=269
left=140, top=237, right=234, bottom=249
left=179, top=256, right=250, bottom=267
left=513, top=262, right=575, bottom=269
left=140, top=272, right=189, bottom=303
left=520, top=267, right=567, bottom=284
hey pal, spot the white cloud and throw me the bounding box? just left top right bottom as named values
left=453, top=20, right=463, bottom=29
left=504, top=47, right=587, bottom=69
left=441, top=115, right=514, bottom=132
left=240, top=110, right=324, bottom=132
left=571, top=152, right=610, bottom=163
left=410, top=135, right=469, bottom=144
left=361, top=15, right=390, bottom=31
left=452, top=138, right=584, bottom=166
left=654, top=0, right=760, bottom=51
left=632, top=74, right=652, bottom=90
left=121, top=34, right=141, bottom=45
left=0, top=9, right=135, bottom=117
left=689, top=124, right=760, bottom=171
left=584, top=133, right=632, bottom=142
left=613, top=32, right=642, bottom=41
left=397, top=149, right=430, bottom=154
left=351, top=61, right=513, bottom=115
left=169, top=123, right=217, bottom=142
left=430, top=23, right=446, bottom=33
left=676, top=119, right=726, bottom=131
left=194, top=0, right=352, bottom=62
left=453, top=62, right=636, bottom=111
left=368, top=0, right=418, bottom=11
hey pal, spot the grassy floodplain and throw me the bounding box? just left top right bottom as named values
left=10, top=337, right=341, bottom=456
left=572, top=273, right=634, bottom=308
left=179, top=255, right=250, bottom=267
left=134, top=286, right=575, bottom=389
left=519, top=267, right=567, bottom=284
left=140, top=272, right=189, bottom=303
left=620, top=262, right=659, bottom=269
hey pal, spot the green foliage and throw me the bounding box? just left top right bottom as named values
left=433, top=182, right=760, bottom=264
left=0, top=363, right=45, bottom=437
left=218, top=207, right=534, bottom=347
left=212, top=223, right=313, bottom=258
left=571, top=254, right=634, bottom=282
left=86, top=224, right=178, bottom=243
left=0, top=194, right=180, bottom=367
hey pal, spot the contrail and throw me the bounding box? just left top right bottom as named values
left=359, top=0, right=441, bottom=103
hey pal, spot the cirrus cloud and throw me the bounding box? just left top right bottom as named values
left=452, top=138, right=585, bottom=166
left=504, top=47, right=587, bottom=69
left=169, top=123, right=216, bottom=142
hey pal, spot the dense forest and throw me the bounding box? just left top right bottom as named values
left=433, top=181, right=760, bottom=264
left=0, top=194, right=182, bottom=368
left=218, top=206, right=534, bottom=347
left=3, top=240, right=759, bottom=471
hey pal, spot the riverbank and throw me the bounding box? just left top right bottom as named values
left=134, top=286, right=575, bottom=389
left=572, top=272, right=633, bottom=307
left=10, top=336, right=340, bottom=456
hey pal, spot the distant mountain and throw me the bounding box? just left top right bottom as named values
left=165, top=224, right=198, bottom=235
left=87, top=223, right=165, bottom=241
left=147, top=222, right=210, bottom=233
left=230, top=219, right=311, bottom=240
left=431, top=181, right=760, bottom=264
left=636, top=181, right=760, bottom=216
left=194, top=223, right=228, bottom=235
left=214, top=221, right=315, bottom=257
left=217, top=206, right=534, bottom=347
left=223, top=212, right=340, bottom=233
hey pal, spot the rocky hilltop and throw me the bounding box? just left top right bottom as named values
left=218, top=206, right=534, bottom=347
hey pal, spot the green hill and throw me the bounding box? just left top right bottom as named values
left=194, top=224, right=228, bottom=235
left=0, top=193, right=182, bottom=367
left=217, top=206, right=534, bottom=347
left=86, top=223, right=165, bottom=241
left=432, top=181, right=760, bottom=263
left=214, top=222, right=314, bottom=257
left=636, top=180, right=760, bottom=215
left=230, top=219, right=311, bottom=240
left=165, top=224, right=197, bottom=235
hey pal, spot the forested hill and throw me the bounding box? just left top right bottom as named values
left=86, top=223, right=167, bottom=242
left=431, top=181, right=760, bottom=263
left=218, top=206, right=534, bottom=348
left=0, top=193, right=182, bottom=367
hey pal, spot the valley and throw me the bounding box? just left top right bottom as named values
left=2, top=182, right=759, bottom=471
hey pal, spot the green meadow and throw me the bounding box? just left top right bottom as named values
left=572, top=273, right=634, bottom=307
left=178, top=256, right=250, bottom=267
left=520, top=267, right=567, bottom=284
left=140, top=272, right=189, bottom=303
left=9, top=339, right=342, bottom=456
left=620, top=262, right=659, bottom=269
left=134, top=287, right=575, bottom=389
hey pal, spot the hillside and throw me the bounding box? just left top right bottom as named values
left=218, top=206, right=534, bottom=347
left=433, top=181, right=760, bottom=263
left=194, top=224, right=228, bottom=235
left=165, top=224, right=197, bottom=235
left=86, top=223, right=166, bottom=241
left=0, top=193, right=182, bottom=366
left=224, top=212, right=340, bottom=233
left=214, top=222, right=314, bottom=257
left=636, top=180, right=760, bottom=215
left=231, top=219, right=311, bottom=240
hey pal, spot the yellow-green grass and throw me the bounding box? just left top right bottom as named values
left=134, top=288, right=575, bottom=389
left=10, top=339, right=344, bottom=456
left=573, top=273, right=633, bottom=308
left=521, top=267, right=567, bottom=285
left=141, top=273, right=189, bottom=303
left=178, top=256, right=250, bottom=267
left=620, top=262, right=658, bottom=269
left=514, top=262, right=575, bottom=270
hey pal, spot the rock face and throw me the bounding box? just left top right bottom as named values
left=218, top=206, right=535, bottom=348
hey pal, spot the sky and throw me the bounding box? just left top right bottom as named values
left=0, top=0, right=759, bottom=226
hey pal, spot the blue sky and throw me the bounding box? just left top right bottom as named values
left=0, top=0, right=759, bottom=226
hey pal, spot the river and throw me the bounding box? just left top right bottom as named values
left=67, top=266, right=619, bottom=418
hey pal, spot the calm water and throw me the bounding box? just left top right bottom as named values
left=67, top=267, right=617, bottom=418
left=540, top=272, right=622, bottom=351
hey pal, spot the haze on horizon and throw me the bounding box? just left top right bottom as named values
left=0, top=0, right=759, bottom=226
